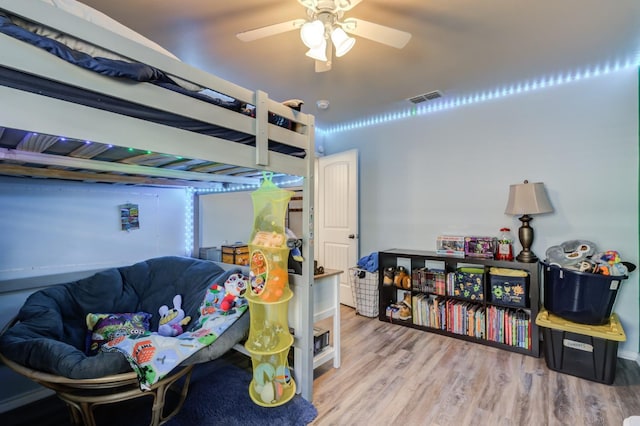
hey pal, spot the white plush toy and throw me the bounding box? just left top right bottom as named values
left=158, top=294, right=191, bottom=337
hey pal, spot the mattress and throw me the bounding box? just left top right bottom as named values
left=0, top=12, right=304, bottom=157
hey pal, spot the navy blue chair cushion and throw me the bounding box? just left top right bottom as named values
left=0, top=256, right=246, bottom=378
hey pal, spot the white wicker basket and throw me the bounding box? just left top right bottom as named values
left=349, top=267, right=379, bottom=317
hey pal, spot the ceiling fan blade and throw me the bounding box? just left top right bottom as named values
left=297, top=0, right=362, bottom=12
left=341, top=18, right=411, bottom=49
left=335, top=0, right=363, bottom=12
left=297, top=0, right=315, bottom=9
left=236, top=19, right=305, bottom=42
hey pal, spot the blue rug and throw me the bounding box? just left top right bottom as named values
left=163, top=359, right=318, bottom=426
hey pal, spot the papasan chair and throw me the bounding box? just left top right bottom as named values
left=0, top=256, right=250, bottom=426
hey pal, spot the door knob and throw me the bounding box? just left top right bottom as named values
left=348, top=234, right=355, bottom=239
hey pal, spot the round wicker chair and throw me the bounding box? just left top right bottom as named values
left=0, top=257, right=250, bottom=426
left=0, top=349, right=192, bottom=426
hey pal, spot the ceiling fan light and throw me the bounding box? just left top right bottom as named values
left=331, top=27, right=355, bottom=57
left=300, top=20, right=325, bottom=48
left=305, top=39, right=327, bottom=61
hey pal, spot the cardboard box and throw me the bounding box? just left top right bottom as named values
left=221, top=244, right=249, bottom=265
left=198, top=247, right=221, bottom=261
left=536, top=309, right=625, bottom=384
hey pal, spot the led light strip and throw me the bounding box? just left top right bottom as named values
left=194, top=176, right=304, bottom=194
left=321, top=58, right=640, bottom=135
left=184, top=187, right=196, bottom=255
left=183, top=176, right=304, bottom=254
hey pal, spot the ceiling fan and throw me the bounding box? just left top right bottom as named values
left=236, top=0, right=412, bottom=72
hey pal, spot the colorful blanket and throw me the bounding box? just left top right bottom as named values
left=105, top=275, right=248, bottom=390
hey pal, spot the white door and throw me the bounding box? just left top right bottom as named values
left=317, top=149, right=359, bottom=307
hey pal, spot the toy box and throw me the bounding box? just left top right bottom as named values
left=536, top=309, right=625, bottom=384
left=542, top=262, right=627, bottom=325
left=464, top=236, right=497, bottom=259
left=436, top=235, right=465, bottom=258
left=452, top=267, right=484, bottom=301
left=221, top=244, right=250, bottom=265
left=489, top=268, right=529, bottom=307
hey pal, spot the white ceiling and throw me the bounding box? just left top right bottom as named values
left=80, top=0, right=639, bottom=127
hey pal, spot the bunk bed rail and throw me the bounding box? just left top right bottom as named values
left=0, top=0, right=314, bottom=178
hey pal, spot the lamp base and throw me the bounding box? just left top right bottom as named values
left=515, top=214, right=539, bottom=263
left=516, top=250, right=539, bottom=263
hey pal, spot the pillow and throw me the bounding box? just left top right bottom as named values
left=85, top=312, right=152, bottom=355
left=39, top=0, right=179, bottom=59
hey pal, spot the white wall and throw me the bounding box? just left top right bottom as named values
left=0, top=177, right=190, bottom=411
left=198, top=192, right=254, bottom=248
left=323, top=69, right=639, bottom=356
left=0, top=177, right=189, bottom=281
left=198, top=189, right=304, bottom=250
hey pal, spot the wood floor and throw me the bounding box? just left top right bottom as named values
left=310, top=305, right=640, bottom=426
left=2, top=305, right=639, bottom=426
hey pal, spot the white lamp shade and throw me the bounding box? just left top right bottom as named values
left=306, top=38, right=327, bottom=61
left=504, top=181, right=553, bottom=215
left=300, top=20, right=325, bottom=49
left=331, top=27, right=355, bottom=57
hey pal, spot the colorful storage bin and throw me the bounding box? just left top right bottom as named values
left=453, top=267, right=484, bottom=301
left=489, top=267, right=529, bottom=307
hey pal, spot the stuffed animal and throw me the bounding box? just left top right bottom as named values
left=286, top=228, right=304, bottom=263
left=545, top=240, right=597, bottom=270
left=547, top=243, right=635, bottom=276
left=259, top=267, right=288, bottom=302
left=591, top=250, right=629, bottom=276
left=199, top=284, right=225, bottom=316
left=198, top=273, right=249, bottom=319
left=577, top=259, right=598, bottom=273
left=158, top=294, right=191, bottom=337
left=220, top=273, right=248, bottom=313
left=252, top=230, right=285, bottom=248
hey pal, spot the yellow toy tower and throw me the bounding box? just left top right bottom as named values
left=245, top=173, right=296, bottom=407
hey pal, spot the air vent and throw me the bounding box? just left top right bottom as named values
left=407, top=90, right=443, bottom=104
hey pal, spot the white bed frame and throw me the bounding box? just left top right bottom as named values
left=0, top=0, right=317, bottom=402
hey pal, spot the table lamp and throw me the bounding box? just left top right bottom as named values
left=504, top=180, right=553, bottom=263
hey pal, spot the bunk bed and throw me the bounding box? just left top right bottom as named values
left=0, top=0, right=316, bottom=409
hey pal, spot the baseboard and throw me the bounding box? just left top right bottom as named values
left=618, top=349, right=640, bottom=362
left=0, top=388, right=54, bottom=414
